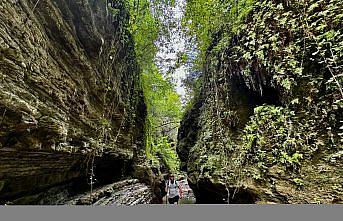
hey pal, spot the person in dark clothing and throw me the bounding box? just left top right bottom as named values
left=152, top=176, right=167, bottom=204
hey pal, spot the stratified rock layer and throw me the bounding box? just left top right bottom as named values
left=0, top=0, right=146, bottom=204
left=63, top=179, right=152, bottom=206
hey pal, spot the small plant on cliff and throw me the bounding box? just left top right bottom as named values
left=292, top=178, right=305, bottom=189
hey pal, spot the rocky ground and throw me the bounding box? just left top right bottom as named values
left=37, top=178, right=195, bottom=205
left=62, top=179, right=152, bottom=206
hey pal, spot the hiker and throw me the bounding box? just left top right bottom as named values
left=165, top=174, right=183, bottom=204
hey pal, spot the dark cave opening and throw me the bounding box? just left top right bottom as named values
left=194, top=187, right=258, bottom=204
left=227, top=188, right=258, bottom=204
left=63, top=157, right=135, bottom=200
left=0, top=152, right=135, bottom=205
left=189, top=179, right=258, bottom=204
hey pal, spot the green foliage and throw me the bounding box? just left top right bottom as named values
left=229, top=0, right=343, bottom=96
left=142, top=68, right=182, bottom=122
left=292, top=178, right=305, bottom=189
left=242, top=105, right=314, bottom=173
left=183, top=0, right=256, bottom=61
left=117, top=0, right=182, bottom=172
left=142, top=68, right=182, bottom=172
left=125, top=0, right=160, bottom=70
left=149, top=136, right=180, bottom=172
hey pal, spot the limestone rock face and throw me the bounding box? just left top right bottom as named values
left=177, top=0, right=343, bottom=204
left=0, top=0, right=146, bottom=204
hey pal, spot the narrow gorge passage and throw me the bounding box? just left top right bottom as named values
left=1, top=0, right=343, bottom=205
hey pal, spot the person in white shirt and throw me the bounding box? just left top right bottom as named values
left=165, top=174, right=183, bottom=204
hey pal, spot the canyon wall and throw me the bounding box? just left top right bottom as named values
left=178, top=0, right=343, bottom=204
left=0, top=0, right=147, bottom=204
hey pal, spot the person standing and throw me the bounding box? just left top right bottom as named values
left=165, top=174, right=183, bottom=204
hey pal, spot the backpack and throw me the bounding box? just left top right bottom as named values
left=160, top=180, right=167, bottom=197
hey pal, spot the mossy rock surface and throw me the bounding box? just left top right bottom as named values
left=177, top=0, right=343, bottom=204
